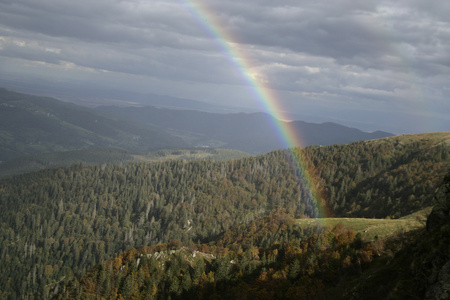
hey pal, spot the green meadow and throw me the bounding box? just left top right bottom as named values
left=296, top=207, right=432, bottom=241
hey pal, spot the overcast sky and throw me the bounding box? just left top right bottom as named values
left=0, top=0, right=449, bottom=134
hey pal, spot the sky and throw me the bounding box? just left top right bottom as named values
left=0, top=0, right=449, bottom=134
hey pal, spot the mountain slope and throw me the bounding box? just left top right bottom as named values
left=96, top=106, right=394, bottom=153
left=0, top=88, right=185, bottom=161
left=60, top=172, right=450, bottom=300
left=288, top=121, right=392, bottom=146
left=57, top=176, right=449, bottom=300
left=335, top=172, right=450, bottom=300
left=310, top=132, right=450, bottom=218
left=0, top=88, right=392, bottom=166
left=0, top=132, right=448, bottom=298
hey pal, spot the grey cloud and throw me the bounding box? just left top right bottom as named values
left=0, top=0, right=448, bottom=134
left=0, top=0, right=241, bottom=83
left=2, top=0, right=448, bottom=77
left=206, top=0, right=450, bottom=75
left=0, top=0, right=205, bottom=47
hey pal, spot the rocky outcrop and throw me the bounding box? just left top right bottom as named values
left=423, top=173, right=450, bottom=299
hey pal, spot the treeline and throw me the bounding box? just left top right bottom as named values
left=0, top=133, right=449, bottom=298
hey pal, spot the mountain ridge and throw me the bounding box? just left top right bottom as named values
left=1, top=87, right=393, bottom=164
left=0, top=88, right=186, bottom=161
left=96, top=105, right=394, bottom=153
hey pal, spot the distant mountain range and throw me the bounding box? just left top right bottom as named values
left=96, top=106, right=393, bottom=154
left=0, top=78, right=243, bottom=112
left=0, top=88, right=393, bottom=162
left=0, top=88, right=184, bottom=161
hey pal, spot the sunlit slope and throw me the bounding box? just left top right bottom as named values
left=375, top=131, right=450, bottom=145
left=296, top=207, right=432, bottom=241
left=131, top=148, right=250, bottom=162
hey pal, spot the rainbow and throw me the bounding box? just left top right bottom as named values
left=181, top=1, right=331, bottom=218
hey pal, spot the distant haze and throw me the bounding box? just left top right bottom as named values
left=1, top=0, right=449, bottom=134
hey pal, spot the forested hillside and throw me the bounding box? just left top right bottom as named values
left=0, top=132, right=448, bottom=298
left=58, top=171, right=450, bottom=299
left=59, top=212, right=367, bottom=299
left=311, top=133, right=450, bottom=218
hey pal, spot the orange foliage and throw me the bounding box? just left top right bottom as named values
left=198, top=244, right=210, bottom=253
left=334, top=229, right=356, bottom=246
left=360, top=250, right=373, bottom=264
left=81, top=277, right=96, bottom=294
left=342, top=255, right=352, bottom=268
left=113, top=256, right=123, bottom=271
left=284, top=244, right=302, bottom=260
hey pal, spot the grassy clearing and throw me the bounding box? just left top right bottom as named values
left=296, top=207, right=431, bottom=241
left=132, top=148, right=250, bottom=162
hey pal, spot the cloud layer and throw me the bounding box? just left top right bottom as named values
left=1, top=0, right=449, bottom=133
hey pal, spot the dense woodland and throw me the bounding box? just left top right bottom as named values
left=0, top=133, right=449, bottom=298
left=60, top=213, right=370, bottom=299
left=60, top=172, right=450, bottom=299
